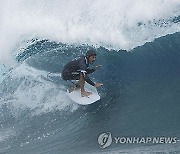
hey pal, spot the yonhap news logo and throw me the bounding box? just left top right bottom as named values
left=97, top=132, right=113, bottom=148
left=97, top=132, right=179, bottom=149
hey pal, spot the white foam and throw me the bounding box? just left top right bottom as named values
left=0, top=64, right=8, bottom=83
left=0, top=63, right=79, bottom=116
left=0, top=128, right=16, bottom=142
left=0, top=0, right=180, bottom=64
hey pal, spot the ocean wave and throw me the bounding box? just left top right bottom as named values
left=0, top=0, right=180, bottom=64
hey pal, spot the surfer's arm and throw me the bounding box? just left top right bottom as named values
left=86, top=68, right=95, bottom=74
left=86, top=65, right=102, bottom=74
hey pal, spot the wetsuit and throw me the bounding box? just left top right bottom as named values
left=62, top=56, right=95, bottom=86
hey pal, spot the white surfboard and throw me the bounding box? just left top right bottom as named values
left=67, top=83, right=100, bottom=105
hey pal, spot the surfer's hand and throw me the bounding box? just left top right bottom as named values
left=94, top=83, right=103, bottom=87
left=94, top=65, right=102, bottom=70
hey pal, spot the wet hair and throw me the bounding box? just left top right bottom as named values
left=86, top=50, right=97, bottom=57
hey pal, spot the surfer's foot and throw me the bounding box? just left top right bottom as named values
left=75, top=84, right=80, bottom=90
left=81, top=91, right=92, bottom=97
left=68, top=86, right=75, bottom=93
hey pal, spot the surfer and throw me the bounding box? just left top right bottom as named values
left=62, top=50, right=103, bottom=97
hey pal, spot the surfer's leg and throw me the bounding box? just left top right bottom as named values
left=68, top=80, right=80, bottom=92
left=66, top=80, right=76, bottom=93
left=75, top=80, right=80, bottom=89
left=68, top=85, right=75, bottom=93
left=79, top=73, right=92, bottom=97
left=64, top=73, right=80, bottom=92
left=65, top=72, right=91, bottom=96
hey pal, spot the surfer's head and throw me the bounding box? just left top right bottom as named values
left=86, top=50, right=97, bottom=64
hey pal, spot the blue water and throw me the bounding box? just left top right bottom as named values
left=0, top=32, right=180, bottom=154
left=0, top=1, right=180, bottom=154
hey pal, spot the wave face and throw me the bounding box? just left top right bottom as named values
left=0, top=33, right=180, bottom=154
left=0, top=0, right=180, bottom=154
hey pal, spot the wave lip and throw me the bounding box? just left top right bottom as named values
left=0, top=0, right=180, bottom=64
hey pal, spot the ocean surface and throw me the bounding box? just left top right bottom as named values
left=0, top=0, right=180, bottom=153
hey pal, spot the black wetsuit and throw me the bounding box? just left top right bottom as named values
left=62, top=56, right=95, bottom=86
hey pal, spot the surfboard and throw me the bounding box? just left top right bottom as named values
left=67, top=83, right=100, bottom=105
